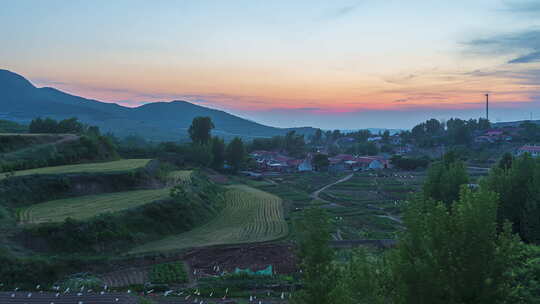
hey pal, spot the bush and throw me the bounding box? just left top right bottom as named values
left=149, top=262, right=188, bottom=284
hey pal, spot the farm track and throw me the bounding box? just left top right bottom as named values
left=130, top=184, right=288, bottom=254
left=310, top=173, right=354, bottom=202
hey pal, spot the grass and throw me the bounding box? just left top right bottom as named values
left=1, top=159, right=151, bottom=179
left=130, top=184, right=288, bottom=254
left=18, top=188, right=170, bottom=224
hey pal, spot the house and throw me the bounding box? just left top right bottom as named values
left=517, top=145, right=540, bottom=157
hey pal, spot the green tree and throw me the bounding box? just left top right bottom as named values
left=188, top=116, right=214, bottom=145
left=499, top=152, right=513, bottom=170
left=210, top=136, right=226, bottom=170
left=423, top=155, right=468, bottom=206
left=392, top=188, right=522, bottom=304
left=226, top=137, right=245, bottom=172
left=312, top=128, right=323, bottom=145
left=482, top=154, right=540, bottom=243
left=292, top=208, right=336, bottom=304
left=312, top=153, right=330, bottom=171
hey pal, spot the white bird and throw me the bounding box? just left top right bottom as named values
left=10, top=294, right=14, bottom=298
left=115, top=298, right=119, bottom=302
left=36, top=284, right=40, bottom=289
left=27, top=292, right=32, bottom=297
left=77, top=292, right=82, bottom=296
left=127, top=289, right=131, bottom=294
left=55, top=293, right=60, bottom=297
left=100, top=291, right=105, bottom=295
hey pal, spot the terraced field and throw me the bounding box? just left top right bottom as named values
left=1, top=158, right=151, bottom=179
left=130, top=184, right=288, bottom=254
left=18, top=188, right=170, bottom=224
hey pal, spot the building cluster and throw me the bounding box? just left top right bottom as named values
left=249, top=150, right=389, bottom=174
left=474, top=128, right=520, bottom=144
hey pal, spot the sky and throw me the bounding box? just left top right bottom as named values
left=1, top=0, right=540, bottom=129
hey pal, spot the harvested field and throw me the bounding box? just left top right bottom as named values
left=130, top=185, right=288, bottom=254
left=18, top=188, right=170, bottom=224
left=1, top=158, right=151, bottom=179
left=168, top=170, right=192, bottom=184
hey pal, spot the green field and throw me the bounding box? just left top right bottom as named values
left=18, top=188, right=170, bottom=224
left=130, top=184, right=288, bottom=254
left=1, top=159, right=151, bottom=179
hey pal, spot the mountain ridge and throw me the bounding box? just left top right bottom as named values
left=0, top=69, right=317, bottom=141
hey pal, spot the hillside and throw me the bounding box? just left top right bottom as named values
left=0, top=69, right=317, bottom=141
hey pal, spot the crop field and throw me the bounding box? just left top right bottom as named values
left=1, top=159, right=151, bottom=179
left=18, top=187, right=170, bottom=224
left=317, top=172, right=426, bottom=239
left=130, top=184, right=287, bottom=254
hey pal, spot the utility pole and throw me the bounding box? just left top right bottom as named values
left=485, top=93, right=489, bottom=121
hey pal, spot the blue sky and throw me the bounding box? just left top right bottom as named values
left=1, top=0, right=540, bottom=128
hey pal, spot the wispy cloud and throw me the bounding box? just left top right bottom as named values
left=466, top=29, right=540, bottom=64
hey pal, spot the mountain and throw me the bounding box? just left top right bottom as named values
left=0, top=69, right=317, bottom=141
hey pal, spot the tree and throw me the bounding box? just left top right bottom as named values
left=382, top=130, right=390, bottom=143
left=311, top=128, right=323, bottom=145
left=498, top=152, right=513, bottom=170
left=226, top=137, right=245, bottom=172
left=392, top=188, right=522, bottom=304
left=210, top=136, right=225, bottom=170
left=423, top=155, right=468, bottom=206
left=482, top=154, right=540, bottom=243
left=312, top=154, right=329, bottom=171
left=188, top=116, right=214, bottom=145
left=284, top=131, right=306, bottom=157
left=292, top=208, right=336, bottom=304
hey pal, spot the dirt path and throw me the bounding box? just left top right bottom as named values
left=372, top=177, right=403, bottom=225
left=310, top=173, right=353, bottom=201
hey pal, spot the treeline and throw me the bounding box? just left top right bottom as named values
left=400, top=117, right=490, bottom=147
left=29, top=117, right=88, bottom=134
left=250, top=130, right=306, bottom=157
left=293, top=152, right=540, bottom=304
left=0, top=119, right=27, bottom=133
left=0, top=118, right=117, bottom=173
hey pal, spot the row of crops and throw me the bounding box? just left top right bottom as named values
left=130, top=184, right=288, bottom=254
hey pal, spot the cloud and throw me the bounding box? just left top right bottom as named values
left=503, top=0, right=540, bottom=14
left=321, top=3, right=361, bottom=20
left=466, top=29, right=540, bottom=64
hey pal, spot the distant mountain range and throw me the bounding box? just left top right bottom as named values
left=0, top=69, right=317, bottom=141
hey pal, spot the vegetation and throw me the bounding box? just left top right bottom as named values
left=292, top=208, right=336, bottom=304
left=0, top=134, right=119, bottom=173
left=29, top=117, right=84, bottom=134
left=25, top=172, right=225, bottom=253
left=0, top=119, right=27, bottom=133
left=188, top=116, right=214, bottom=144
left=149, top=262, right=188, bottom=284
left=226, top=137, right=245, bottom=172
left=131, top=184, right=287, bottom=253
left=483, top=153, right=540, bottom=243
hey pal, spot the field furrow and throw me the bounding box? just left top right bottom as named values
left=130, top=184, right=287, bottom=254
